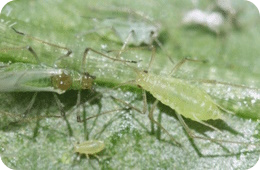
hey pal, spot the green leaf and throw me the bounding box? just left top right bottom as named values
left=0, top=0, right=260, bottom=169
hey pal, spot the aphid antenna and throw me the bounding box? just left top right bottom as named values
left=169, top=57, right=208, bottom=76
left=11, top=27, right=72, bottom=60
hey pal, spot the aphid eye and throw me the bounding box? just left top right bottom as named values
left=51, top=71, right=72, bottom=91
left=81, top=72, right=96, bottom=90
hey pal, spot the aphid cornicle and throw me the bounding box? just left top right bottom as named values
left=74, top=140, right=105, bottom=158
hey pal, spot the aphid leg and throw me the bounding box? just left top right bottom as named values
left=76, top=90, right=83, bottom=122
left=146, top=95, right=182, bottom=146
left=176, top=113, right=251, bottom=145
left=112, top=30, right=165, bottom=67
left=75, top=47, right=137, bottom=127
left=80, top=108, right=128, bottom=122
left=11, top=27, right=72, bottom=61
left=109, top=83, right=182, bottom=145
left=105, top=48, right=179, bottom=145
left=53, top=93, right=73, bottom=136
left=21, top=92, right=38, bottom=117
left=82, top=47, right=138, bottom=66
left=169, top=57, right=207, bottom=76
left=76, top=46, right=133, bottom=122
left=76, top=80, right=137, bottom=122
left=142, top=89, right=148, bottom=114
left=153, top=38, right=175, bottom=65
left=92, top=154, right=101, bottom=161
left=116, top=30, right=134, bottom=58
left=105, top=45, right=156, bottom=72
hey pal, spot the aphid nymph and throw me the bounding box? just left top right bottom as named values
left=74, top=140, right=105, bottom=159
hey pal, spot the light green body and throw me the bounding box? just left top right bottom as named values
left=74, top=140, right=105, bottom=156
left=136, top=71, right=222, bottom=121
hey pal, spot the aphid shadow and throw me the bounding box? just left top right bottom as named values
left=183, top=25, right=224, bottom=37
left=153, top=29, right=169, bottom=46
left=0, top=92, right=51, bottom=131
left=0, top=90, right=103, bottom=136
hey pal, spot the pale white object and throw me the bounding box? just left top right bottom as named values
left=182, top=9, right=224, bottom=33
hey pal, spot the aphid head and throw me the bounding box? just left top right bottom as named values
left=52, top=71, right=72, bottom=91
left=81, top=72, right=96, bottom=90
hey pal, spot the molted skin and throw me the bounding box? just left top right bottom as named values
left=136, top=71, right=222, bottom=121
left=74, top=140, right=105, bottom=156
left=0, top=63, right=96, bottom=93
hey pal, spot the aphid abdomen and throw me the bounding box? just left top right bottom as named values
left=136, top=72, right=222, bottom=121
left=74, top=140, right=105, bottom=155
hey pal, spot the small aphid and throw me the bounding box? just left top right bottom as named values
left=74, top=140, right=105, bottom=159
left=78, top=7, right=175, bottom=63
left=79, top=7, right=161, bottom=46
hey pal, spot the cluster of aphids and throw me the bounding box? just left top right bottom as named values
left=0, top=4, right=259, bottom=159
left=0, top=6, right=169, bottom=157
